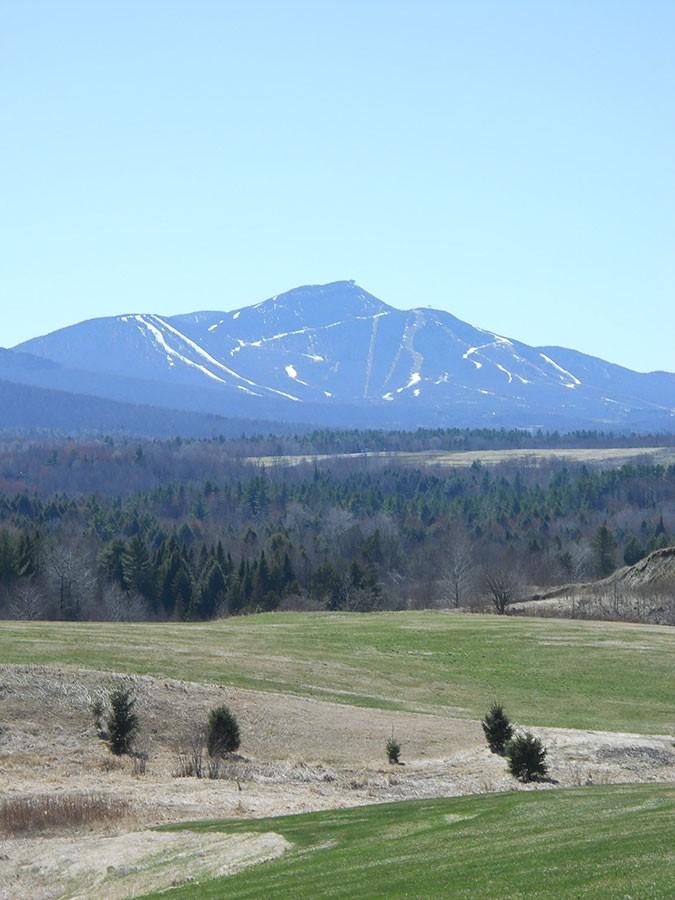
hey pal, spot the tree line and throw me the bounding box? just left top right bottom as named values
left=0, top=447, right=672, bottom=621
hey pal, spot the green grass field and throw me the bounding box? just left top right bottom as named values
left=147, top=784, right=675, bottom=899
left=2, top=612, right=673, bottom=733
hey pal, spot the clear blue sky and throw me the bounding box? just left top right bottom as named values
left=2, top=1, right=674, bottom=372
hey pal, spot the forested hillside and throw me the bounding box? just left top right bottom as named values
left=0, top=434, right=672, bottom=623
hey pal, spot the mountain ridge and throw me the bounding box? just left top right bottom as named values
left=8, top=280, right=675, bottom=433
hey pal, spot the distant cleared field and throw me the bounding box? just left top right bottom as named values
left=2, top=612, right=673, bottom=733
left=151, top=784, right=675, bottom=899
left=245, top=446, right=673, bottom=468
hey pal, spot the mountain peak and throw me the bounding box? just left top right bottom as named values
left=11, top=281, right=675, bottom=432
left=256, top=280, right=390, bottom=312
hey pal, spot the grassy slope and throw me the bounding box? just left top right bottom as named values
left=148, top=784, right=675, bottom=899
left=2, top=612, right=673, bottom=733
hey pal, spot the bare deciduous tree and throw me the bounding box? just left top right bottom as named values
left=44, top=543, right=96, bottom=620
left=443, top=534, right=474, bottom=608
left=98, top=584, right=148, bottom=622
left=482, top=564, right=523, bottom=615
left=7, top=584, right=47, bottom=620
left=174, top=723, right=207, bottom=778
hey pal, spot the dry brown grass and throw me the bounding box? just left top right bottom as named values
left=0, top=792, right=131, bottom=835
left=247, top=446, right=673, bottom=469
left=1, top=663, right=674, bottom=835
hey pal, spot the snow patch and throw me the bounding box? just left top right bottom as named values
left=463, top=346, right=483, bottom=368
left=232, top=310, right=241, bottom=320
left=539, top=353, right=582, bottom=388
left=355, top=311, right=390, bottom=320
left=284, top=364, right=309, bottom=387
left=135, top=316, right=228, bottom=384
left=146, top=315, right=303, bottom=402
left=496, top=363, right=513, bottom=383
left=395, top=371, right=422, bottom=394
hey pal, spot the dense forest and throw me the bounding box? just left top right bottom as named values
left=0, top=433, right=672, bottom=622
left=1, top=428, right=673, bottom=497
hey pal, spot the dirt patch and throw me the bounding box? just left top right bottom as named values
left=0, top=829, right=290, bottom=900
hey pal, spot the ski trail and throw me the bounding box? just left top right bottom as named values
left=403, top=311, right=425, bottom=377
left=383, top=319, right=409, bottom=388
left=363, top=313, right=381, bottom=398
left=383, top=312, right=425, bottom=389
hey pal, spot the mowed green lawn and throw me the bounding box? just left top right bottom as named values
left=2, top=612, right=673, bottom=733
left=148, top=784, right=675, bottom=899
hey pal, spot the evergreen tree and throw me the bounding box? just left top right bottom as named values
left=159, top=547, right=182, bottom=616
left=592, top=525, right=617, bottom=577
left=98, top=539, right=126, bottom=586
left=227, top=576, right=244, bottom=615
left=481, top=703, right=513, bottom=755
left=386, top=734, right=401, bottom=764
left=198, top=561, right=226, bottom=619
left=206, top=705, right=240, bottom=757
left=0, top=530, right=17, bottom=585
left=505, top=732, right=548, bottom=782
left=106, top=685, right=139, bottom=755
left=121, top=535, right=155, bottom=603
left=253, top=552, right=271, bottom=608
left=171, top=565, right=193, bottom=619
left=623, top=536, right=644, bottom=567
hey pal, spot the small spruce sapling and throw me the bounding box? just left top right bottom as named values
left=386, top=733, right=401, bottom=764
left=481, top=703, right=513, bottom=755
left=206, top=705, right=240, bottom=759
left=106, top=685, right=139, bottom=756
left=505, top=732, right=549, bottom=782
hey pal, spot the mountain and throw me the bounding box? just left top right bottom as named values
left=0, top=377, right=302, bottom=438
left=9, top=280, right=675, bottom=432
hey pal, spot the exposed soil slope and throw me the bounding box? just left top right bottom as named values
left=517, top=545, right=675, bottom=621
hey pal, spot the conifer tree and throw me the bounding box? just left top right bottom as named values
left=207, top=705, right=240, bottom=757
left=121, top=536, right=154, bottom=600
left=481, top=703, right=513, bottom=755
left=106, top=685, right=139, bottom=755
left=592, top=525, right=617, bottom=577
left=505, top=732, right=548, bottom=782
left=623, top=536, right=644, bottom=567
left=0, top=530, right=17, bottom=585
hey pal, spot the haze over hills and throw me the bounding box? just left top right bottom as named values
left=0, top=377, right=301, bottom=439
left=3, top=281, right=675, bottom=434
